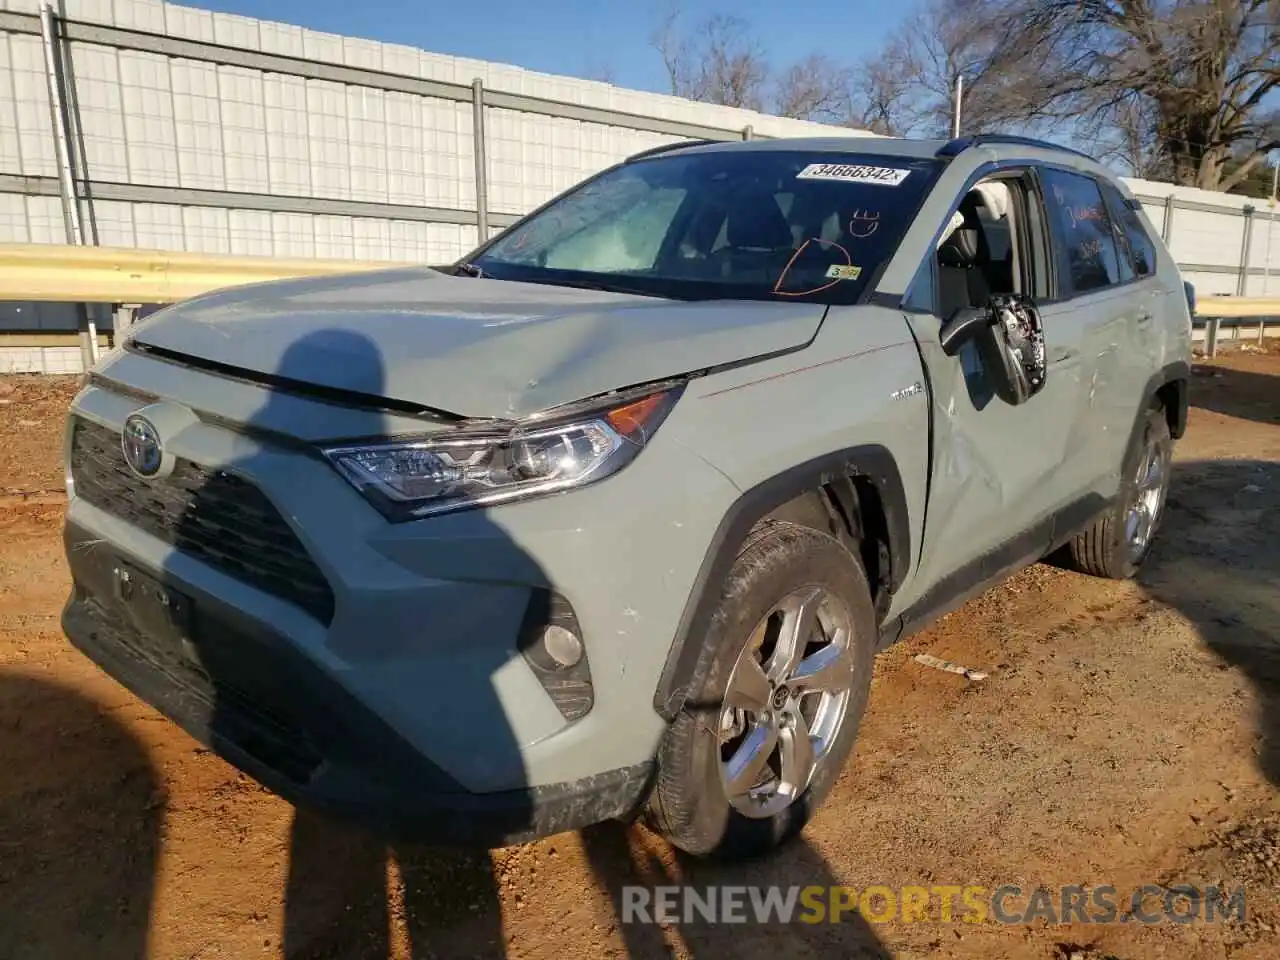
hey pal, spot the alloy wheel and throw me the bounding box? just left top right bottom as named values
left=1125, top=434, right=1171, bottom=563
left=718, top=585, right=856, bottom=819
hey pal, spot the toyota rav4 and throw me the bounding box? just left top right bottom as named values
left=61, top=133, right=1192, bottom=858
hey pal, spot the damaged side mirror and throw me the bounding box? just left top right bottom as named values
left=940, top=297, right=1048, bottom=406
left=977, top=295, right=1048, bottom=406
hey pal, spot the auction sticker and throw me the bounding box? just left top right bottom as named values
left=796, top=163, right=911, bottom=186
left=825, top=264, right=863, bottom=280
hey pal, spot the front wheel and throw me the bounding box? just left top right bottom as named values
left=646, top=521, right=875, bottom=859
left=1064, top=406, right=1173, bottom=579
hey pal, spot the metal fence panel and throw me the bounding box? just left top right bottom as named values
left=0, top=0, right=1275, bottom=358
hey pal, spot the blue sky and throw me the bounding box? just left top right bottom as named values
left=187, top=1, right=910, bottom=95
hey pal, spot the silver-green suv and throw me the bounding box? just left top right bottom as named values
left=61, top=134, right=1192, bottom=858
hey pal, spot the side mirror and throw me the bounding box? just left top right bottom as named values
left=939, top=306, right=993, bottom=356
left=977, top=295, right=1048, bottom=406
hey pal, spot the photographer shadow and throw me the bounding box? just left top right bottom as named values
left=161, top=327, right=535, bottom=959
left=1138, top=456, right=1280, bottom=788
left=0, top=672, right=161, bottom=959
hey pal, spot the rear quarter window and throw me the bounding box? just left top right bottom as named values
left=1100, top=181, right=1159, bottom=279
left=1039, top=168, right=1124, bottom=297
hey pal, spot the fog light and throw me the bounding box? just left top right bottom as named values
left=542, top=624, right=584, bottom=667
left=518, top=591, right=593, bottom=721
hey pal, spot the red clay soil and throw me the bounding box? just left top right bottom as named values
left=1, top=350, right=1278, bottom=960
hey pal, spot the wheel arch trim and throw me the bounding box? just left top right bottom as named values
left=652, top=444, right=910, bottom=720
left=1147, top=359, right=1189, bottom=439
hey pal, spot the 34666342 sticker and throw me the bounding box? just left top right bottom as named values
left=796, top=163, right=911, bottom=186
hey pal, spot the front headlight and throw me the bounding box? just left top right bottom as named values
left=322, top=383, right=682, bottom=520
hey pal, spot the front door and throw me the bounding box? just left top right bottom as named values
left=895, top=170, right=1092, bottom=616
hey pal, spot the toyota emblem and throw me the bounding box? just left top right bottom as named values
left=121, top=414, right=163, bottom=478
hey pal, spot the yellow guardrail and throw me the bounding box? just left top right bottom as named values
left=0, top=243, right=403, bottom=303
left=0, top=242, right=1275, bottom=316
left=1197, top=295, right=1280, bottom=318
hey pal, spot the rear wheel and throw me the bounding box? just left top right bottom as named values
left=1065, top=406, right=1173, bottom=579
left=647, top=521, right=875, bottom=859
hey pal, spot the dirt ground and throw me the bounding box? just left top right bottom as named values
left=1, top=346, right=1278, bottom=960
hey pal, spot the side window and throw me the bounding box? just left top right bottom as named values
left=1100, top=181, right=1157, bottom=278
left=932, top=174, right=1044, bottom=317
left=1039, top=168, right=1123, bottom=296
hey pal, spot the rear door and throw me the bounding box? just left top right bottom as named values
left=1099, top=177, right=1168, bottom=430
left=1036, top=167, right=1144, bottom=497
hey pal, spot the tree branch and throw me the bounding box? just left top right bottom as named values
left=1219, top=141, right=1280, bottom=192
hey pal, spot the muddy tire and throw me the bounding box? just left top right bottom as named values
left=646, top=521, right=875, bottom=859
left=1065, top=406, right=1173, bottom=579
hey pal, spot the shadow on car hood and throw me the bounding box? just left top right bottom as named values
left=129, top=267, right=828, bottom=418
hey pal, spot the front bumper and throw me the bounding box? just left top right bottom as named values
left=62, top=519, right=653, bottom=845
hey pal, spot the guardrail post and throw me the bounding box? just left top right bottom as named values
left=38, top=5, right=81, bottom=248
left=1205, top=317, right=1221, bottom=357
left=1237, top=204, right=1254, bottom=296
left=1262, top=198, right=1276, bottom=299
left=471, top=78, right=490, bottom=243
left=114, top=303, right=138, bottom=337
left=742, top=125, right=754, bottom=141
left=39, top=2, right=97, bottom=373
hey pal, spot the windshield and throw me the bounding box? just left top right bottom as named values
left=470, top=149, right=944, bottom=304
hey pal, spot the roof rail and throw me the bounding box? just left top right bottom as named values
left=625, top=138, right=721, bottom=162
left=936, top=134, right=1096, bottom=162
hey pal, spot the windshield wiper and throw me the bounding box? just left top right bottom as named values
left=453, top=261, right=489, bottom=278
left=515, top=275, right=674, bottom=299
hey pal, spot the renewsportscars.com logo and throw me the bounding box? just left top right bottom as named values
left=621, top=884, right=1247, bottom=926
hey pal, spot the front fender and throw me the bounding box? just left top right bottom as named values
left=652, top=445, right=910, bottom=720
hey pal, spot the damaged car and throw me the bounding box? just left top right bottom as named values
left=61, top=133, right=1192, bottom=858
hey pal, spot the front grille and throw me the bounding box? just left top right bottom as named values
left=69, top=417, right=335, bottom=624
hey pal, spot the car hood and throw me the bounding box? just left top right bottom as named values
left=129, top=267, right=827, bottom=419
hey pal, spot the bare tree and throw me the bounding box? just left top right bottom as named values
left=774, top=54, right=853, bottom=122
left=1078, top=94, right=1171, bottom=179
left=1013, top=0, right=1280, bottom=190
left=858, top=0, right=1279, bottom=190
left=651, top=6, right=862, bottom=120
left=850, top=0, right=1058, bottom=139
left=651, top=7, right=768, bottom=110
left=851, top=56, right=913, bottom=137
left=700, top=14, right=769, bottom=110
left=651, top=3, right=692, bottom=98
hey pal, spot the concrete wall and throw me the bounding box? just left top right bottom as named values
left=0, top=0, right=870, bottom=271
left=0, top=0, right=1276, bottom=375
left=1126, top=178, right=1280, bottom=297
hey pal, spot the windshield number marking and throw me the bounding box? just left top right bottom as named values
left=796, top=163, right=911, bottom=186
